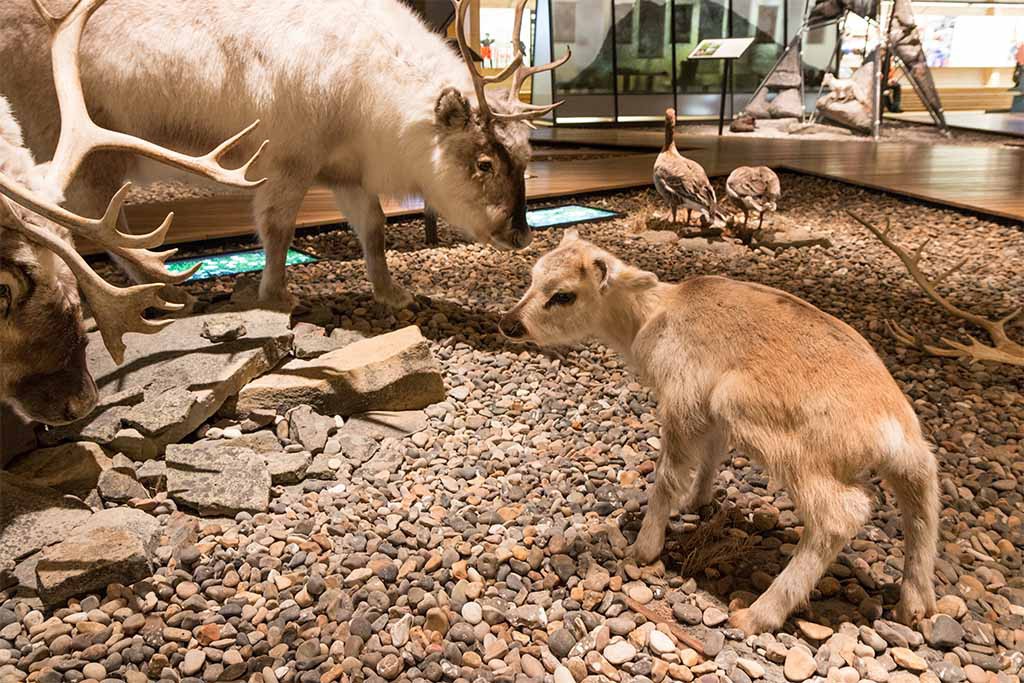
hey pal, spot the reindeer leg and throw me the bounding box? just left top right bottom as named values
left=254, top=173, right=314, bottom=311
left=333, top=185, right=413, bottom=308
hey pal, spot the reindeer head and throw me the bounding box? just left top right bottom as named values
left=430, top=0, right=569, bottom=251
left=0, top=0, right=267, bottom=425
left=499, top=230, right=658, bottom=346
left=0, top=106, right=96, bottom=424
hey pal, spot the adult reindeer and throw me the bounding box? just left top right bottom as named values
left=0, top=0, right=266, bottom=425
left=0, top=0, right=569, bottom=310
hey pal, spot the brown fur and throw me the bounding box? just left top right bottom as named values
left=500, top=232, right=939, bottom=634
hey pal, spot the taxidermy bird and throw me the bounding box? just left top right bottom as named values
left=653, top=109, right=717, bottom=227
left=725, top=166, right=781, bottom=231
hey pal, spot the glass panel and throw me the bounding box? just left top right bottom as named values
left=676, top=0, right=729, bottom=117
left=732, top=0, right=786, bottom=101
left=551, top=0, right=617, bottom=120
left=614, top=1, right=673, bottom=96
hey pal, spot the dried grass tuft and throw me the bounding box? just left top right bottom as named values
left=665, top=505, right=755, bottom=577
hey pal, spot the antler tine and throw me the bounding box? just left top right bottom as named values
left=2, top=197, right=182, bottom=365
left=508, top=48, right=573, bottom=99
left=0, top=174, right=173, bottom=250
left=35, top=0, right=268, bottom=194
left=453, top=0, right=495, bottom=122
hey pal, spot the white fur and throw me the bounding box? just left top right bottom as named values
left=0, top=0, right=533, bottom=307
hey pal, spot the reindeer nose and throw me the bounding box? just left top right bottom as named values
left=499, top=314, right=527, bottom=339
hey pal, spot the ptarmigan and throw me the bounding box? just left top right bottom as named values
left=653, top=109, right=717, bottom=227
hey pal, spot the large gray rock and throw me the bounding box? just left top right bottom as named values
left=34, top=507, right=159, bottom=604
left=339, top=410, right=429, bottom=441
left=195, top=430, right=282, bottom=454
left=6, top=442, right=112, bottom=498
left=166, top=443, right=271, bottom=516
left=768, top=88, right=803, bottom=119
left=0, top=472, right=92, bottom=566
left=816, top=60, right=876, bottom=134
left=42, top=308, right=292, bottom=453
left=234, top=326, right=445, bottom=416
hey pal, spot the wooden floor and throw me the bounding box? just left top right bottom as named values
left=83, top=126, right=1023, bottom=254
left=532, top=127, right=1024, bottom=222
left=890, top=111, right=1024, bottom=138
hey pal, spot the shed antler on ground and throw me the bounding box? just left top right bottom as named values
left=851, top=212, right=1023, bottom=366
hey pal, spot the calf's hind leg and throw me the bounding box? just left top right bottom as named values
left=631, top=424, right=727, bottom=565
left=730, top=477, right=872, bottom=635
left=888, top=448, right=939, bottom=625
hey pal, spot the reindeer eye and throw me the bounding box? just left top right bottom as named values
left=0, top=284, right=10, bottom=318
left=476, top=158, right=493, bottom=173
left=545, top=291, right=576, bottom=308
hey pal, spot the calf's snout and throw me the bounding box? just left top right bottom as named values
left=499, top=312, right=527, bottom=339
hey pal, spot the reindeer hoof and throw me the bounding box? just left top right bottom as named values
left=373, top=283, right=415, bottom=309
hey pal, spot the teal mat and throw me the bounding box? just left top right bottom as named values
left=167, top=205, right=614, bottom=282
left=527, top=205, right=619, bottom=229
left=167, top=248, right=317, bottom=282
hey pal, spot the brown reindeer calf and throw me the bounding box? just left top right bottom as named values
left=499, top=231, right=938, bottom=635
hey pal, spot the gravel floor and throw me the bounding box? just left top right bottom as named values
left=6, top=174, right=1023, bottom=683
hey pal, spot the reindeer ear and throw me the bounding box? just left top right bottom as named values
left=435, top=88, right=471, bottom=130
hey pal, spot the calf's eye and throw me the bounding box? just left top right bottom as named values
left=545, top=291, right=576, bottom=308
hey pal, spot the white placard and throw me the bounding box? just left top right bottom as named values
left=687, top=37, right=756, bottom=60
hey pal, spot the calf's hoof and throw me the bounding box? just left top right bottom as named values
left=628, top=534, right=664, bottom=566
left=895, top=588, right=934, bottom=627
left=729, top=607, right=781, bottom=636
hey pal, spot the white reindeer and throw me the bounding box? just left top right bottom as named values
left=499, top=231, right=939, bottom=635
left=1, top=0, right=266, bottom=424
left=0, top=0, right=568, bottom=310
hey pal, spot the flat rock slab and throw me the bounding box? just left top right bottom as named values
left=166, top=443, right=271, bottom=516
left=340, top=411, right=429, bottom=441
left=0, top=472, right=92, bottom=566
left=235, top=326, right=445, bottom=417
left=34, top=508, right=159, bottom=605
left=41, top=308, right=292, bottom=453
left=754, top=229, right=832, bottom=251
left=6, top=442, right=112, bottom=499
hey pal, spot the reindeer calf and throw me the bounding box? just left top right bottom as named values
left=499, top=231, right=939, bottom=635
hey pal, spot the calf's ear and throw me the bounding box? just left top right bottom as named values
left=435, top=88, right=472, bottom=130
left=594, top=257, right=658, bottom=293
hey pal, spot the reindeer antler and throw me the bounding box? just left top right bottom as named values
left=0, top=0, right=270, bottom=364
left=2, top=196, right=181, bottom=364
left=452, top=0, right=569, bottom=125
left=850, top=212, right=1024, bottom=366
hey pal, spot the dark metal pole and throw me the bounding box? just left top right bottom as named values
left=610, top=0, right=620, bottom=123
left=719, top=60, right=729, bottom=134
left=548, top=0, right=559, bottom=125
left=671, top=0, right=679, bottom=114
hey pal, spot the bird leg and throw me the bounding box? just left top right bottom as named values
left=758, top=211, right=765, bottom=230
left=686, top=209, right=692, bottom=225
left=671, top=206, right=677, bottom=224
